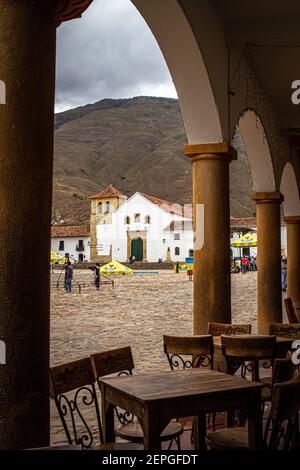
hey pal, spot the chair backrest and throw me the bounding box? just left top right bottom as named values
left=90, top=347, right=135, bottom=426
left=267, top=375, right=300, bottom=449
left=221, top=335, right=276, bottom=380
left=284, top=298, right=299, bottom=324
left=270, top=323, right=300, bottom=339
left=272, top=358, right=295, bottom=387
left=208, top=322, right=251, bottom=336
left=50, top=357, right=102, bottom=449
left=163, top=334, right=214, bottom=369
left=90, top=346, right=134, bottom=379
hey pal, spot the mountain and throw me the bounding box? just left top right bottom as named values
left=53, top=96, right=255, bottom=225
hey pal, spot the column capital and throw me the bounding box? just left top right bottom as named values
left=251, top=192, right=284, bottom=204
left=284, top=215, right=300, bottom=224
left=184, top=142, right=237, bottom=162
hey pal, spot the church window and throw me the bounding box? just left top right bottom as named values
left=105, top=201, right=110, bottom=213
left=145, top=215, right=151, bottom=224
left=134, top=213, right=140, bottom=222
left=175, top=247, right=180, bottom=256
left=125, top=216, right=130, bottom=224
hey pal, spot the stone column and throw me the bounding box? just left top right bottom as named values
left=185, top=143, right=237, bottom=334
left=0, top=0, right=56, bottom=449
left=284, top=216, right=300, bottom=302
left=252, top=192, right=283, bottom=334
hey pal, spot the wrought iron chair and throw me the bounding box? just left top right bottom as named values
left=90, top=346, right=183, bottom=448
left=163, top=334, right=214, bottom=370
left=208, top=322, right=251, bottom=336
left=50, top=357, right=141, bottom=450
left=163, top=334, right=215, bottom=436
left=221, top=334, right=277, bottom=424
left=284, top=298, right=299, bottom=324
left=207, top=369, right=300, bottom=450
left=221, top=334, right=276, bottom=382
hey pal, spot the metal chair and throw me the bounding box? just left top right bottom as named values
left=207, top=370, right=300, bottom=450
left=50, top=357, right=141, bottom=450
left=90, top=346, right=183, bottom=448
left=284, top=298, right=299, bottom=324
left=208, top=322, right=251, bottom=336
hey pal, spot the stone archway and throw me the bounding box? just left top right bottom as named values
left=234, top=110, right=281, bottom=333
left=234, top=110, right=276, bottom=192
left=280, top=162, right=300, bottom=302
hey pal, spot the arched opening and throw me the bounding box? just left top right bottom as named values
left=131, top=237, right=143, bottom=261
left=233, top=110, right=276, bottom=192
left=280, top=162, right=300, bottom=216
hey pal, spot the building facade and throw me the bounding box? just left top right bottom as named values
left=51, top=225, right=90, bottom=263
left=89, top=186, right=193, bottom=263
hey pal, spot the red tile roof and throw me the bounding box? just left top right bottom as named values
left=51, top=226, right=90, bottom=238
left=140, top=193, right=193, bottom=217
left=88, top=185, right=125, bottom=200
left=230, top=217, right=257, bottom=229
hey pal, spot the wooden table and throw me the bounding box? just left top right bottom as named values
left=213, top=335, right=294, bottom=373
left=100, top=368, right=263, bottom=451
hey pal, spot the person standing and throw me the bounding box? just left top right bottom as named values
left=93, top=263, right=101, bottom=290
left=281, top=257, right=287, bottom=291
left=241, top=256, right=248, bottom=274
left=64, top=261, right=73, bottom=293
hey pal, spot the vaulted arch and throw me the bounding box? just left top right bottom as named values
left=131, top=0, right=224, bottom=144
left=234, top=110, right=276, bottom=192
left=280, top=162, right=300, bottom=216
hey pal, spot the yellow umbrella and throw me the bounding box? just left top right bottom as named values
left=100, top=260, right=133, bottom=275
left=51, top=251, right=68, bottom=264
left=231, top=232, right=257, bottom=248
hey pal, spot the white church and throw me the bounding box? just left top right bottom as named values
left=89, top=185, right=194, bottom=263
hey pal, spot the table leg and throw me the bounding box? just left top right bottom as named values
left=139, top=408, right=168, bottom=451
left=101, top=384, right=115, bottom=444
left=248, top=391, right=263, bottom=449
left=193, top=414, right=207, bottom=451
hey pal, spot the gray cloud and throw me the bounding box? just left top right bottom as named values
left=55, top=0, right=177, bottom=112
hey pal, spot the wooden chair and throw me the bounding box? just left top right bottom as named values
left=208, top=322, right=251, bottom=336
left=90, top=346, right=183, bottom=448
left=221, top=334, right=276, bottom=382
left=270, top=323, right=300, bottom=339
left=284, top=298, right=299, bottom=324
left=50, top=357, right=141, bottom=450
left=207, top=369, right=300, bottom=450
left=163, top=334, right=215, bottom=435
left=163, top=334, right=214, bottom=370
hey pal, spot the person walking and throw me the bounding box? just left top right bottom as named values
left=64, top=261, right=73, bottom=293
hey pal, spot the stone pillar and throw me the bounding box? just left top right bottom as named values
left=284, top=216, right=300, bottom=302
left=0, top=0, right=56, bottom=449
left=252, top=192, right=283, bottom=334
left=185, top=143, right=237, bottom=334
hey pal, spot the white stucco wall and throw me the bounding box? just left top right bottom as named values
left=51, top=236, right=90, bottom=262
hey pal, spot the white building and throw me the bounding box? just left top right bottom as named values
left=94, top=190, right=193, bottom=263
left=51, top=225, right=90, bottom=263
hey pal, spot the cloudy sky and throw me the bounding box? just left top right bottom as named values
left=55, top=0, right=177, bottom=112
